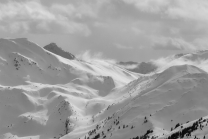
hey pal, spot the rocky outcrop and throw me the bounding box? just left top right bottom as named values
left=44, top=43, right=75, bottom=60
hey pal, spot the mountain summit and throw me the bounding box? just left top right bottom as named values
left=44, top=43, right=75, bottom=60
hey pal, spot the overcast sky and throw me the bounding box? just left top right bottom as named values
left=0, top=0, right=207, bottom=62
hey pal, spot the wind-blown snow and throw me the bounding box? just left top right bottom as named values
left=118, top=61, right=158, bottom=74
left=1, top=38, right=208, bottom=139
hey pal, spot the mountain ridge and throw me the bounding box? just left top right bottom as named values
left=44, top=42, right=75, bottom=60
left=1, top=38, right=208, bottom=139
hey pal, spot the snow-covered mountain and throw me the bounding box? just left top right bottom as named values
left=44, top=43, right=75, bottom=60
left=118, top=61, right=158, bottom=74
left=1, top=38, right=208, bottom=139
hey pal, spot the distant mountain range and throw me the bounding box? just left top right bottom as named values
left=118, top=61, right=158, bottom=74
left=43, top=43, right=158, bottom=74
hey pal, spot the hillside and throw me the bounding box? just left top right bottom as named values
left=1, top=38, right=208, bottom=139
left=0, top=38, right=138, bottom=139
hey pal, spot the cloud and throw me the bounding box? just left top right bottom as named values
left=114, top=43, right=133, bottom=49
left=76, top=50, right=116, bottom=64
left=118, top=62, right=138, bottom=69
left=122, top=0, right=208, bottom=21
left=86, top=0, right=208, bottom=52
left=0, top=0, right=208, bottom=62
left=50, top=2, right=97, bottom=18
left=122, top=0, right=169, bottom=13
left=0, top=1, right=55, bottom=20
left=152, top=53, right=208, bottom=73
left=192, top=38, right=208, bottom=50
left=166, top=0, right=208, bottom=21
left=152, top=37, right=196, bottom=51
left=0, top=0, right=91, bottom=35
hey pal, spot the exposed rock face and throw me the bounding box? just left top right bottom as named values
left=44, top=43, right=75, bottom=60
left=118, top=61, right=158, bottom=74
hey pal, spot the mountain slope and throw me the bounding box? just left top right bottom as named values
left=63, top=65, right=208, bottom=139
left=62, top=64, right=208, bottom=139
left=1, top=38, right=208, bottom=139
left=0, top=38, right=139, bottom=139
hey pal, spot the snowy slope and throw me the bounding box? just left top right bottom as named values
left=0, top=38, right=138, bottom=86
left=0, top=38, right=138, bottom=139
left=1, top=38, right=208, bottom=139
left=62, top=64, right=208, bottom=139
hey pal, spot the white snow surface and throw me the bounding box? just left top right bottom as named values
left=1, top=38, right=208, bottom=139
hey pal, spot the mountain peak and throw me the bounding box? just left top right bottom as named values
left=44, top=43, right=75, bottom=60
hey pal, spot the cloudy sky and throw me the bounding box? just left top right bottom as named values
left=0, top=0, right=208, bottom=62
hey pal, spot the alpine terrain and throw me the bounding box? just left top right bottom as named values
left=1, top=38, right=208, bottom=139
